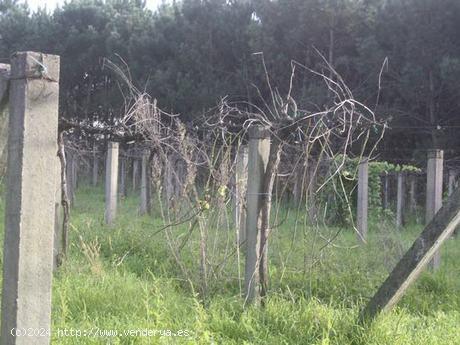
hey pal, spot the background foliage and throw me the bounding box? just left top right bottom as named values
left=1, top=0, right=460, bottom=162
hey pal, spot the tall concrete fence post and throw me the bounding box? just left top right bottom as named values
left=105, top=141, right=119, bottom=225
left=293, top=159, right=304, bottom=205
left=448, top=169, right=456, bottom=197
left=383, top=172, right=389, bottom=210
left=244, top=126, right=270, bottom=304
left=139, top=149, right=151, bottom=215
left=426, top=149, right=443, bottom=269
left=409, top=174, right=417, bottom=217
left=235, top=145, right=248, bottom=246
left=163, top=155, right=173, bottom=208
left=396, top=172, right=404, bottom=228
left=92, top=142, right=98, bottom=186
left=132, top=157, right=139, bottom=191
left=120, top=155, right=126, bottom=197
left=72, top=153, right=78, bottom=190
left=448, top=170, right=457, bottom=236
left=1, top=52, right=60, bottom=345
left=357, top=158, right=369, bottom=242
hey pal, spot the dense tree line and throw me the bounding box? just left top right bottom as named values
left=1, top=0, right=460, bottom=162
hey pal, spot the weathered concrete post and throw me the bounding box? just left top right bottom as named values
left=132, top=157, right=139, bottom=191
left=396, top=172, right=404, bottom=228
left=409, top=174, right=421, bottom=223
left=293, top=159, right=304, bottom=205
left=235, top=145, right=248, bottom=246
left=139, top=149, right=151, bottom=215
left=173, top=157, right=185, bottom=204
left=163, top=155, right=174, bottom=208
left=105, top=141, right=119, bottom=225
left=426, top=149, right=443, bottom=269
left=244, top=126, right=270, bottom=304
left=1, top=52, right=60, bottom=345
left=357, top=158, right=369, bottom=242
left=119, top=155, right=126, bottom=197
left=72, top=154, right=78, bottom=190
left=92, top=142, right=98, bottom=186
left=448, top=170, right=457, bottom=236
left=409, top=174, right=417, bottom=215
left=383, top=173, right=389, bottom=210
left=448, top=169, right=456, bottom=197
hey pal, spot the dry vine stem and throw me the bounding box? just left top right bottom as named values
left=57, top=131, right=70, bottom=266
left=59, top=55, right=384, bottom=305
left=201, top=54, right=384, bottom=304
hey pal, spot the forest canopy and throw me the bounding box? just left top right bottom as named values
left=1, top=0, right=460, bottom=162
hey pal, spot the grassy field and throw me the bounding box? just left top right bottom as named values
left=1, top=185, right=459, bottom=344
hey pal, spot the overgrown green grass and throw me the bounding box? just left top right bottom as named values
left=1, top=185, right=459, bottom=344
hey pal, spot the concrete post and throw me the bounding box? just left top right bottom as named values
left=72, top=154, right=78, bottom=190
left=383, top=173, right=389, bottom=210
left=0, top=63, right=9, bottom=103
left=139, top=150, right=151, bottom=215
left=426, top=149, right=443, bottom=269
left=448, top=169, right=456, bottom=197
left=132, top=158, right=139, bottom=191
left=119, top=156, right=126, bottom=197
left=357, top=159, right=369, bottom=242
left=448, top=170, right=457, bottom=236
left=293, top=160, right=303, bottom=205
left=1, top=52, right=60, bottom=345
left=163, top=155, right=173, bottom=207
left=244, top=126, right=270, bottom=304
left=235, top=146, right=248, bottom=246
left=396, top=172, right=404, bottom=228
left=105, top=141, right=119, bottom=225
left=409, top=175, right=417, bottom=215
left=92, top=142, right=98, bottom=186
